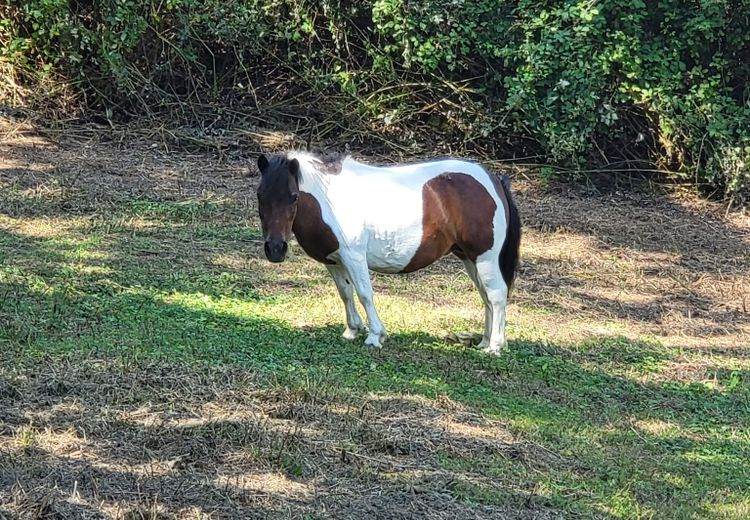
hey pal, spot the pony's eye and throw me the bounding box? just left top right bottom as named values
left=290, top=193, right=299, bottom=203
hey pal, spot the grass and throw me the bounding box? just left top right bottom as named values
left=1, top=128, right=749, bottom=519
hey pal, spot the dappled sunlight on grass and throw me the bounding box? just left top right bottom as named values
left=158, top=290, right=271, bottom=317
left=127, top=199, right=230, bottom=220
left=0, top=215, right=78, bottom=238
left=66, top=262, right=114, bottom=276
left=632, top=418, right=686, bottom=438
left=213, top=472, right=314, bottom=499
left=706, top=498, right=750, bottom=519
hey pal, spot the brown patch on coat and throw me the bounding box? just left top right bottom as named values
left=292, top=192, right=339, bottom=264
left=401, top=173, right=497, bottom=273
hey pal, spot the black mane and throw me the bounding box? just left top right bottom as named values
left=257, top=155, right=295, bottom=198
left=264, top=155, right=292, bottom=171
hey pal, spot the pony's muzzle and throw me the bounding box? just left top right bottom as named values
left=264, top=240, right=288, bottom=263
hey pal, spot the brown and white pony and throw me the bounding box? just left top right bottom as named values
left=256, top=152, right=521, bottom=354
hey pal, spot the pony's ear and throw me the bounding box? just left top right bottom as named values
left=257, top=154, right=269, bottom=173
left=289, top=158, right=300, bottom=180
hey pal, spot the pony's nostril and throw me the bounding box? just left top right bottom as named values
left=264, top=240, right=287, bottom=262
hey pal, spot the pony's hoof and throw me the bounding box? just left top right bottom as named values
left=342, top=327, right=364, bottom=340
left=364, top=334, right=383, bottom=349
left=473, top=338, right=492, bottom=350
left=480, top=342, right=508, bottom=356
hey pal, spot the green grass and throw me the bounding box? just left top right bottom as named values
left=1, top=193, right=749, bottom=519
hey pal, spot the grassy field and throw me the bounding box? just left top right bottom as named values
left=1, top=119, right=749, bottom=519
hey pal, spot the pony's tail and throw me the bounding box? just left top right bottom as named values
left=498, top=175, right=521, bottom=292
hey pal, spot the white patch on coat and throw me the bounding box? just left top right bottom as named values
left=288, top=152, right=506, bottom=273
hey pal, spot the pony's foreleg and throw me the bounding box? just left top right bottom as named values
left=474, top=250, right=509, bottom=354
left=326, top=264, right=366, bottom=340
left=462, top=259, right=492, bottom=349
left=341, top=256, right=386, bottom=348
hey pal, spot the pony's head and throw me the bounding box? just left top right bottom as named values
left=256, top=154, right=300, bottom=263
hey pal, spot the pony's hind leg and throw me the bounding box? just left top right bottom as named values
left=340, top=256, right=386, bottom=348
left=462, top=259, right=492, bottom=349
left=326, top=264, right=366, bottom=340
left=474, top=250, right=509, bottom=354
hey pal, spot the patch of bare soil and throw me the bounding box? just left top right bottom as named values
left=0, top=118, right=256, bottom=214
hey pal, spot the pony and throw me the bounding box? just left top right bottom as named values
left=255, top=151, right=521, bottom=354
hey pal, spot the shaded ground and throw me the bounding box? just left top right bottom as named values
left=0, top=116, right=749, bottom=519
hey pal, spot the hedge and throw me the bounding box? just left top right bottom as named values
left=1, top=0, right=748, bottom=198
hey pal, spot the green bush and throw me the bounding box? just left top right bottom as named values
left=1, top=0, right=748, bottom=199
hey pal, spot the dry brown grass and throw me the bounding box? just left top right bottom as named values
left=512, top=179, right=750, bottom=352
left=0, top=360, right=564, bottom=519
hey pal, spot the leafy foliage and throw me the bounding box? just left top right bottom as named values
left=1, top=0, right=749, bottom=198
